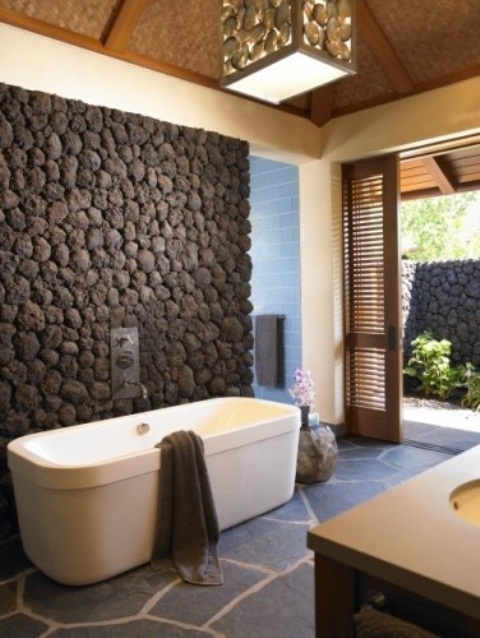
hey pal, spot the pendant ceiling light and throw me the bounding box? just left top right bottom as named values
left=220, top=0, right=356, bottom=104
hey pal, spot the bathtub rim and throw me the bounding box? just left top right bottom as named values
left=8, top=397, right=301, bottom=490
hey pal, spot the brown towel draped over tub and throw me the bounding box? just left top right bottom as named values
left=254, top=314, right=284, bottom=387
left=150, top=430, right=223, bottom=586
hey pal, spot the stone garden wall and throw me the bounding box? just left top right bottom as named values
left=403, top=259, right=480, bottom=365
left=0, top=82, right=253, bottom=538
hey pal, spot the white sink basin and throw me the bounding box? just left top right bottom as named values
left=450, top=480, right=480, bottom=525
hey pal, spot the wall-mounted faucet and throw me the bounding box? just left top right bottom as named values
left=111, top=327, right=143, bottom=401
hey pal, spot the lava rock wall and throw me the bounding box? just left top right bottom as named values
left=0, top=83, right=253, bottom=537
left=403, top=259, right=480, bottom=365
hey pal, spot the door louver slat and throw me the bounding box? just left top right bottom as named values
left=346, top=348, right=386, bottom=410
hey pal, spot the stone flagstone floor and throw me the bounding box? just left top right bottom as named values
left=0, top=433, right=462, bottom=638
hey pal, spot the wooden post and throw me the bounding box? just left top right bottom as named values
left=314, top=555, right=356, bottom=638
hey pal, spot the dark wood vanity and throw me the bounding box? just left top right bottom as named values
left=307, top=446, right=480, bottom=637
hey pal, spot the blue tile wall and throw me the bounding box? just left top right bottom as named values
left=249, top=156, right=301, bottom=404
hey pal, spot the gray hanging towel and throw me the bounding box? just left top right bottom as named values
left=254, top=314, right=284, bottom=387
left=151, top=430, right=223, bottom=586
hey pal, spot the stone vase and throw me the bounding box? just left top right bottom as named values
left=296, top=424, right=338, bottom=484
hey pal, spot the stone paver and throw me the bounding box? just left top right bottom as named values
left=303, top=478, right=387, bottom=522
left=211, top=562, right=315, bottom=638
left=24, top=565, right=176, bottom=624
left=50, top=619, right=215, bottom=637
left=0, top=581, right=16, bottom=615
left=150, top=560, right=267, bottom=626
left=219, top=517, right=311, bottom=572
left=382, top=445, right=451, bottom=471
left=0, top=613, right=49, bottom=638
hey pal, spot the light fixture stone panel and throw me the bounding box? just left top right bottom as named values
left=221, top=0, right=355, bottom=97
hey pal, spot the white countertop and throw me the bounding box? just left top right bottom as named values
left=307, top=444, right=480, bottom=619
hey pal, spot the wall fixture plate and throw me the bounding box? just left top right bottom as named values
left=111, top=327, right=141, bottom=400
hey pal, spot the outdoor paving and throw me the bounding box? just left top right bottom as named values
left=403, top=396, right=480, bottom=433
left=0, top=431, right=465, bottom=638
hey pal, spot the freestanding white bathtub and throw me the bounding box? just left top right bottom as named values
left=7, top=397, right=300, bottom=586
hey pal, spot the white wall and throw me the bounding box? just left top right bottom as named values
left=2, top=22, right=480, bottom=424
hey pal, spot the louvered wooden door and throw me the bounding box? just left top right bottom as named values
left=342, top=156, right=402, bottom=442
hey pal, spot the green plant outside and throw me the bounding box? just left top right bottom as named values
left=458, top=362, right=480, bottom=412
left=404, top=331, right=480, bottom=409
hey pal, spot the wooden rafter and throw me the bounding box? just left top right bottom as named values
left=102, top=0, right=150, bottom=52
left=356, top=0, right=414, bottom=95
left=421, top=155, right=456, bottom=195
left=309, top=85, right=335, bottom=128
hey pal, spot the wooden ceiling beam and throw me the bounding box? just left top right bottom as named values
left=421, top=156, right=456, bottom=195
left=356, top=0, right=414, bottom=95
left=309, top=85, right=335, bottom=127
left=102, top=0, right=150, bottom=52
